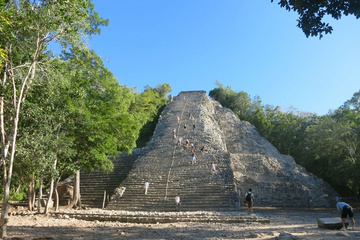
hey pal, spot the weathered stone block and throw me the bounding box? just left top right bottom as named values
left=317, top=217, right=348, bottom=229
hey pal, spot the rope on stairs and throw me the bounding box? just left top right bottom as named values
left=164, top=97, right=189, bottom=202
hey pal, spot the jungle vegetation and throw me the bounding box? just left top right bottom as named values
left=0, top=0, right=170, bottom=237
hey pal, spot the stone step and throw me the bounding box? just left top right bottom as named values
left=110, top=200, right=234, bottom=205
left=317, top=218, right=349, bottom=230
left=112, top=195, right=232, bottom=201
left=105, top=204, right=237, bottom=211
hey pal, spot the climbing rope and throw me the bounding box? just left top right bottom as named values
left=163, top=97, right=189, bottom=202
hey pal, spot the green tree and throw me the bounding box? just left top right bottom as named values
left=271, top=0, right=360, bottom=38
left=305, top=111, right=359, bottom=195
left=342, top=89, right=360, bottom=111
left=209, top=82, right=252, bottom=120
left=16, top=63, right=75, bottom=210
left=16, top=48, right=144, bottom=212
left=0, top=0, right=107, bottom=237
left=134, top=84, right=171, bottom=147
left=261, top=106, right=314, bottom=156
left=154, top=83, right=172, bottom=98
left=58, top=49, right=140, bottom=209
left=0, top=0, right=9, bottom=67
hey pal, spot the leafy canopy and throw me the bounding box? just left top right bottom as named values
left=272, top=0, right=360, bottom=38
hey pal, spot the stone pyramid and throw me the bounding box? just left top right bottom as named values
left=81, top=91, right=337, bottom=210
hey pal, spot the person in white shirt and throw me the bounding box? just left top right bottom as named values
left=211, top=161, right=217, bottom=174
left=175, top=193, right=181, bottom=210
left=336, top=198, right=355, bottom=231
left=144, top=181, right=149, bottom=195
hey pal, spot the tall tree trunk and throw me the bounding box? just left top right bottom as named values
left=0, top=84, right=10, bottom=238
left=76, top=170, right=81, bottom=208
left=27, top=175, right=34, bottom=211
left=27, top=177, right=32, bottom=211
left=54, top=181, right=59, bottom=212
left=0, top=180, right=11, bottom=238
left=44, top=178, right=54, bottom=214
left=1, top=114, right=21, bottom=238
left=31, top=178, right=36, bottom=211
left=0, top=46, right=39, bottom=237
left=44, top=157, right=57, bottom=214
left=68, top=170, right=81, bottom=209
left=37, top=178, right=43, bottom=213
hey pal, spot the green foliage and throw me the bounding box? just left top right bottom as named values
left=209, top=82, right=252, bottom=120
left=9, top=189, right=27, bottom=201
left=66, top=48, right=149, bottom=172
left=11, top=48, right=170, bottom=199
left=16, top=57, right=77, bottom=185
left=136, top=106, right=165, bottom=148
left=304, top=108, right=359, bottom=195
left=134, top=84, right=171, bottom=147
left=272, top=0, right=360, bottom=38
left=0, top=0, right=128, bottom=206
left=302, top=92, right=360, bottom=195
left=0, top=189, right=27, bottom=201
left=210, top=83, right=360, bottom=197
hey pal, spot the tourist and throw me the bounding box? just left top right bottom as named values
left=173, top=128, right=177, bottom=140
left=211, top=161, right=217, bottom=174
left=245, top=188, right=254, bottom=214
left=192, top=124, right=196, bottom=132
left=336, top=198, right=356, bottom=230
left=200, top=145, right=205, bottom=154
left=144, top=181, right=149, bottom=195
left=190, top=152, right=196, bottom=164
left=175, top=193, right=181, bottom=210
left=178, top=136, right=183, bottom=146
left=190, top=143, right=195, bottom=153
left=184, top=124, right=187, bottom=131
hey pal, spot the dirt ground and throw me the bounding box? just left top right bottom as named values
left=5, top=208, right=359, bottom=240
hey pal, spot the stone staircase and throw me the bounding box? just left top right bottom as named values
left=105, top=91, right=239, bottom=211
left=80, top=150, right=141, bottom=208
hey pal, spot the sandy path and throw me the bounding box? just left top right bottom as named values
left=6, top=208, right=359, bottom=239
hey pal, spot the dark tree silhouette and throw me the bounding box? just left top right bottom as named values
left=272, top=0, right=360, bottom=38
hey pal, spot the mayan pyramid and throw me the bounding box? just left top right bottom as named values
left=80, top=91, right=337, bottom=210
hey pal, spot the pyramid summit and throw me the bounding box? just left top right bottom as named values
left=81, top=91, right=337, bottom=210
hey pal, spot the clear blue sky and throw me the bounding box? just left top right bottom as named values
left=90, top=0, right=360, bottom=115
